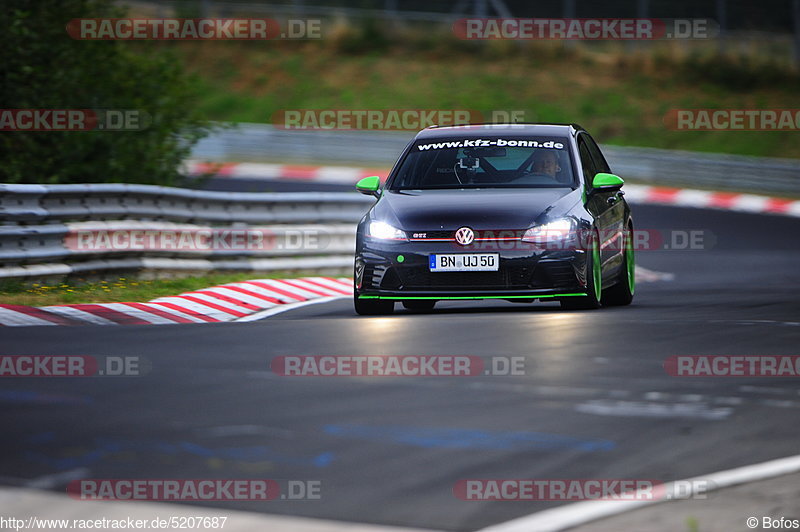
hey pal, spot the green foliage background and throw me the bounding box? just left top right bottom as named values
left=0, top=0, right=211, bottom=184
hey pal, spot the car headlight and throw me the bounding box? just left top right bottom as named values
left=368, top=221, right=407, bottom=241
left=521, top=218, right=575, bottom=243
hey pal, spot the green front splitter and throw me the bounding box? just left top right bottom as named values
left=358, top=293, right=587, bottom=300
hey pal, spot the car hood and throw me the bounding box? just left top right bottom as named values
left=371, top=188, right=582, bottom=230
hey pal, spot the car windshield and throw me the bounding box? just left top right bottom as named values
left=390, top=136, right=575, bottom=190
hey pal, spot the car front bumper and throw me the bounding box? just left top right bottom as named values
left=355, top=239, right=589, bottom=300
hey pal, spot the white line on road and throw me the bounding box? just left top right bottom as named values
left=236, top=296, right=347, bottom=321
left=24, top=468, right=90, bottom=489
left=478, top=454, right=800, bottom=532
left=635, top=266, right=675, bottom=282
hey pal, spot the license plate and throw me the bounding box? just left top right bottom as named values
left=429, top=254, right=499, bottom=272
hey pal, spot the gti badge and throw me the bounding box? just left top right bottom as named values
left=454, top=226, right=475, bottom=246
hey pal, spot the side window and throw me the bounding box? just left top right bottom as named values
left=577, top=137, right=598, bottom=183
left=583, top=134, right=611, bottom=174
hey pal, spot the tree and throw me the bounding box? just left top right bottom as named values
left=0, top=0, right=211, bottom=185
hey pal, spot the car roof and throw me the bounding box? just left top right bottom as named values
left=414, top=123, right=583, bottom=140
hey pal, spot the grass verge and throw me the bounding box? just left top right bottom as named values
left=163, top=34, right=800, bottom=159
left=0, top=271, right=343, bottom=307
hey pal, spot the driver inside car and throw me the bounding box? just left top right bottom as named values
left=531, top=149, right=561, bottom=178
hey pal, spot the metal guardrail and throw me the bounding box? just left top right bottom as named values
left=0, top=183, right=373, bottom=224
left=192, top=124, right=800, bottom=196
left=192, top=124, right=412, bottom=165
left=0, top=184, right=373, bottom=279
left=601, top=146, right=800, bottom=197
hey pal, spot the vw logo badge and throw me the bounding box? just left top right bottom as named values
left=455, top=226, right=475, bottom=246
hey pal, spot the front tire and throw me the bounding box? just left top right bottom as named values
left=561, top=229, right=602, bottom=310
left=602, top=223, right=635, bottom=306
left=354, top=296, right=394, bottom=316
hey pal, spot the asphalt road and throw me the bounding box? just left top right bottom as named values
left=1, top=205, right=798, bottom=531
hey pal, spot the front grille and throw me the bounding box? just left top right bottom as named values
left=411, top=230, right=452, bottom=239
left=397, top=265, right=532, bottom=290
left=362, top=262, right=404, bottom=290
left=380, top=267, right=402, bottom=290
left=530, top=261, right=577, bottom=289
left=409, top=229, right=524, bottom=240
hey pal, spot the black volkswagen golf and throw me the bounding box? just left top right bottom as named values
left=353, top=123, right=634, bottom=315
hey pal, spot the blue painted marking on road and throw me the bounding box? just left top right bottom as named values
left=323, top=424, right=614, bottom=452
left=24, top=449, right=106, bottom=470
left=313, top=452, right=335, bottom=467
left=0, top=391, right=91, bottom=405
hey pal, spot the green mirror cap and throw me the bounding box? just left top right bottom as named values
left=592, top=173, right=624, bottom=189
left=356, top=175, right=381, bottom=192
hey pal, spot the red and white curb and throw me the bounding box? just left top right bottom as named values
left=0, top=277, right=353, bottom=327
left=186, top=161, right=800, bottom=217
left=622, top=185, right=800, bottom=217
left=0, top=268, right=674, bottom=327
left=186, top=160, right=387, bottom=184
